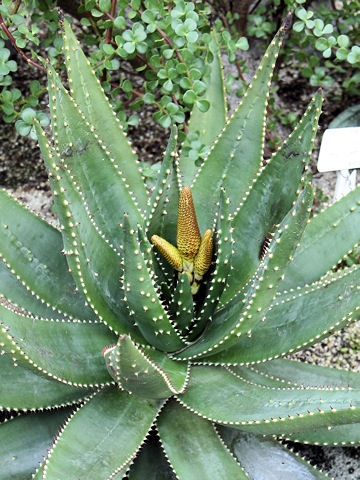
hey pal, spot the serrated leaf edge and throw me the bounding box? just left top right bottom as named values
left=62, top=26, right=147, bottom=214
left=0, top=304, right=113, bottom=388
left=225, top=366, right=355, bottom=393
left=189, top=25, right=287, bottom=194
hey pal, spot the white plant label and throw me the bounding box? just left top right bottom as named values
left=317, top=126, right=360, bottom=172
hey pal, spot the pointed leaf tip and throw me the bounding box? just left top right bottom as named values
left=282, top=11, right=293, bottom=31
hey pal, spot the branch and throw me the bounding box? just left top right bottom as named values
left=0, top=13, right=46, bottom=73
left=104, top=0, right=117, bottom=45
left=12, top=0, right=22, bottom=14
left=101, top=0, right=117, bottom=81
left=249, top=0, right=262, bottom=15
left=234, top=60, right=247, bottom=86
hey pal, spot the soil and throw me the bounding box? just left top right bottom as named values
left=0, top=31, right=359, bottom=480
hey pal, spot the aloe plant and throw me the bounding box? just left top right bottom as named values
left=1, top=16, right=360, bottom=480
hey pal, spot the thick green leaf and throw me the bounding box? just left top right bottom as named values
left=48, top=67, right=142, bottom=250
left=0, top=260, right=66, bottom=321
left=115, top=337, right=173, bottom=397
left=178, top=365, right=360, bottom=435
left=127, top=435, right=177, bottom=480
left=170, top=272, right=194, bottom=334
left=36, top=123, right=144, bottom=340
left=158, top=400, right=249, bottom=479
left=179, top=31, right=227, bottom=185
left=328, top=104, right=360, bottom=128
left=282, top=185, right=360, bottom=289
left=145, top=127, right=181, bottom=293
left=227, top=360, right=360, bottom=396
left=43, top=387, right=162, bottom=480
left=123, top=215, right=185, bottom=352
left=106, top=466, right=128, bottom=479
left=188, top=189, right=233, bottom=340
left=191, top=24, right=287, bottom=232
left=203, top=265, right=360, bottom=364
left=252, top=358, right=360, bottom=389
left=230, top=364, right=297, bottom=389
left=0, top=352, right=93, bottom=410
left=224, top=91, right=322, bottom=303
left=218, top=428, right=329, bottom=479
left=0, top=409, right=72, bottom=480
left=258, top=362, right=360, bottom=445
left=231, top=184, right=313, bottom=323
left=138, top=226, right=175, bottom=306
left=0, top=302, right=116, bottom=386
left=104, top=335, right=188, bottom=398
left=0, top=188, right=95, bottom=321
left=283, top=422, right=360, bottom=446
left=144, top=347, right=190, bottom=392
left=31, top=462, right=44, bottom=480
left=146, top=126, right=179, bottom=247
left=174, top=184, right=313, bottom=360
left=62, top=18, right=148, bottom=212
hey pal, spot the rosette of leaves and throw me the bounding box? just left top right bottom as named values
left=1, top=17, right=360, bottom=480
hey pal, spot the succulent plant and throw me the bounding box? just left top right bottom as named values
left=1, top=15, right=360, bottom=480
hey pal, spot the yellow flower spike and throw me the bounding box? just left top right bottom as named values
left=151, top=187, right=213, bottom=295
left=151, top=235, right=183, bottom=271
left=194, top=229, right=213, bottom=278
left=177, top=186, right=201, bottom=259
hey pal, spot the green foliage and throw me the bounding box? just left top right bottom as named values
left=250, top=0, right=360, bottom=98
left=1, top=17, right=360, bottom=480
left=218, top=0, right=359, bottom=110
left=293, top=4, right=356, bottom=64
left=0, top=39, right=17, bottom=77
left=15, top=106, right=49, bottom=139
left=0, top=0, right=358, bottom=144
left=329, top=103, right=360, bottom=128
left=0, top=0, right=248, bottom=138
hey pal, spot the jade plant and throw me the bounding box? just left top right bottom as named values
left=1, top=15, right=360, bottom=480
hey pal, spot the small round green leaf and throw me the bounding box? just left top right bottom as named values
left=183, top=89, right=197, bottom=105
left=99, top=0, right=111, bottom=12
left=236, top=37, right=249, bottom=50
left=114, top=16, right=126, bottom=30
left=337, top=34, right=349, bottom=48
left=348, top=46, right=360, bottom=64
left=195, top=99, right=210, bottom=113
left=293, top=21, right=305, bottom=32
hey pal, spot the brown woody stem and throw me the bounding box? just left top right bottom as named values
left=0, top=13, right=46, bottom=73
left=101, top=0, right=117, bottom=81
